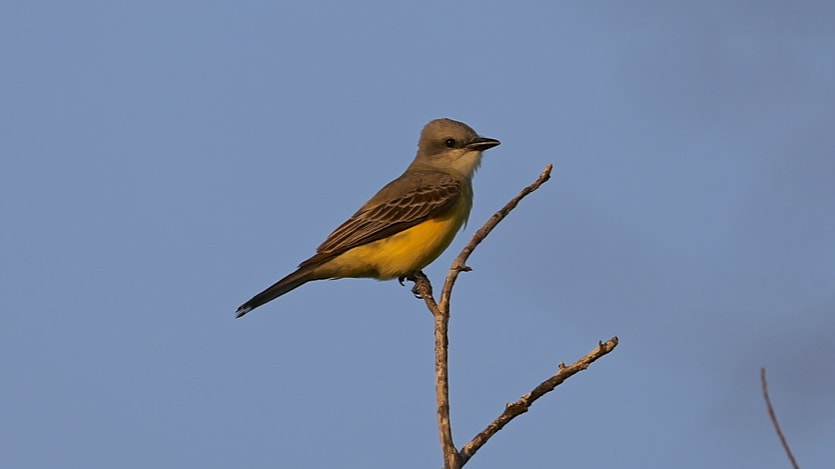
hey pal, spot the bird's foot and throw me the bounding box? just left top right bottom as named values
left=398, top=274, right=423, bottom=299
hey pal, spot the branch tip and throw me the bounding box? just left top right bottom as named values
left=459, top=336, right=619, bottom=464
left=438, top=163, right=556, bottom=310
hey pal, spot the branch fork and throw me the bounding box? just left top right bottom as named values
left=409, top=164, right=620, bottom=468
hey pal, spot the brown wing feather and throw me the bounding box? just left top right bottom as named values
left=297, top=171, right=462, bottom=269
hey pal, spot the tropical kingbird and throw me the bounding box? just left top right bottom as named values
left=235, top=118, right=500, bottom=317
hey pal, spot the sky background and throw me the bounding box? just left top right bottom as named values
left=2, top=1, right=834, bottom=468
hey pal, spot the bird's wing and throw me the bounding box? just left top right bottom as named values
left=298, top=171, right=462, bottom=268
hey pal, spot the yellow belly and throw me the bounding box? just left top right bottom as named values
left=321, top=208, right=467, bottom=280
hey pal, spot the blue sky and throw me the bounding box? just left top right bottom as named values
left=2, top=1, right=834, bottom=468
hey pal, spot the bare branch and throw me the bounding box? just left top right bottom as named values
left=412, top=272, right=460, bottom=468
left=438, top=163, right=553, bottom=313
left=411, top=272, right=438, bottom=316
left=761, top=368, right=799, bottom=469
left=434, top=291, right=459, bottom=468
left=414, top=164, right=557, bottom=469
left=457, top=337, right=619, bottom=464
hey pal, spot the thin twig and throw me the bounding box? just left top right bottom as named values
left=438, top=163, right=553, bottom=313
left=761, top=368, right=799, bottom=469
left=459, top=337, right=619, bottom=465
left=412, top=271, right=438, bottom=315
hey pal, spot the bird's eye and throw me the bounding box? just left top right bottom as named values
left=444, top=138, right=456, bottom=148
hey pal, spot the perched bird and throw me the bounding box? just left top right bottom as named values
left=236, top=118, right=500, bottom=317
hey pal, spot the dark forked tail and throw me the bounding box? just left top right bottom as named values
left=235, top=268, right=317, bottom=318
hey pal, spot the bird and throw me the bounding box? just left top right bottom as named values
left=236, top=118, right=500, bottom=317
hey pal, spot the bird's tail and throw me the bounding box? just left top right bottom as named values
left=235, top=268, right=317, bottom=318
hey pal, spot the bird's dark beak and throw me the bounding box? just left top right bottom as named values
left=467, top=136, right=501, bottom=151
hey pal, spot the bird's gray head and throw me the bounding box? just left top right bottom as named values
left=412, top=118, right=500, bottom=178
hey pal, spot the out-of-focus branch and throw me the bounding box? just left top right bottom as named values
left=761, top=368, right=799, bottom=469
left=459, top=337, right=619, bottom=465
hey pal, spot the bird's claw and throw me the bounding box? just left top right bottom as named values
left=398, top=275, right=422, bottom=298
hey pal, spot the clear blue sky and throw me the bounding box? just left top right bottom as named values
left=3, top=2, right=833, bottom=468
